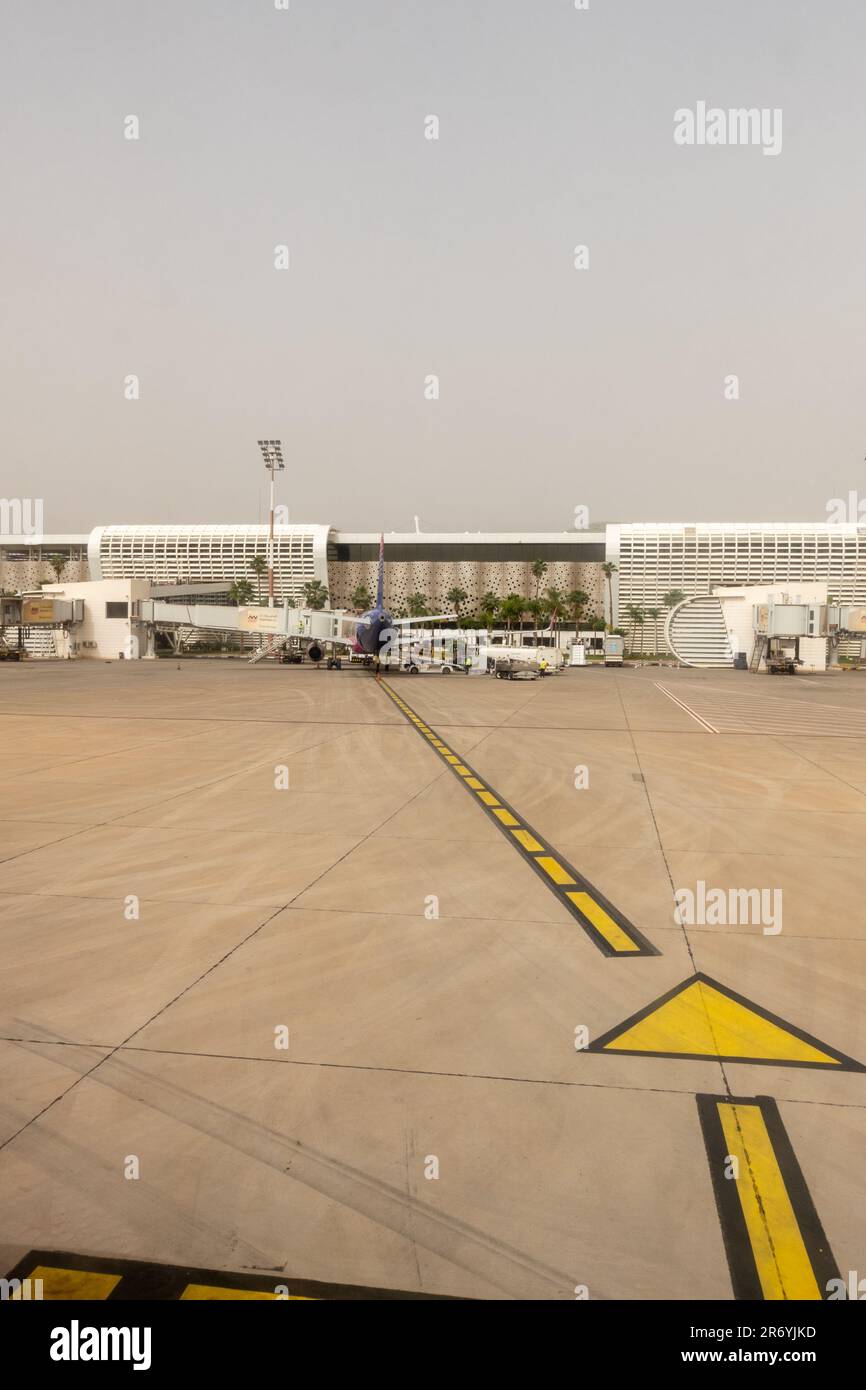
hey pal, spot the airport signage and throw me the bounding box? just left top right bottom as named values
left=21, top=599, right=55, bottom=624
left=239, top=606, right=282, bottom=633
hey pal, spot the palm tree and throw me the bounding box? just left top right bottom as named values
left=248, top=554, right=268, bottom=603
left=477, top=597, right=497, bottom=632
left=625, top=603, right=646, bottom=655
left=478, top=591, right=499, bottom=631
left=228, top=579, right=254, bottom=606
left=662, top=588, right=686, bottom=611
left=302, top=580, right=329, bottom=610
left=527, top=598, right=548, bottom=649
left=530, top=559, right=548, bottom=606
left=46, top=553, right=67, bottom=583
left=407, top=592, right=429, bottom=617
left=646, top=606, right=662, bottom=656
left=544, top=586, right=564, bottom=643
left=351, top=583, right=373, bottom=612
left=497, top=594, right=523, bottom=632
left=601, top=562, right=618, bottom=629
left=446, top=586, right=468, bottom=619
left=566, top=588, right=589, bottom=629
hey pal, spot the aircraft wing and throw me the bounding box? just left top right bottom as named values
left=391, top=613, right=457, bottom=626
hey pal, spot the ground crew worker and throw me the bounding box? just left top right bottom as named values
left=539, top=656, right=548, bottom=677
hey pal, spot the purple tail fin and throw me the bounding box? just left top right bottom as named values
left=376, top=533, right=385, bottom=607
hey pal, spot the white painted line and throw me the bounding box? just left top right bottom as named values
left=653, top=682, right=719, bottom=733
left=695, top=682, right=865, bottom=714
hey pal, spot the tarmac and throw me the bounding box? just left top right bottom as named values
left=0, top=660, right=864, bottom=1300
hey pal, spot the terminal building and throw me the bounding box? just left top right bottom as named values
left=1, top=525, right=608, bottom=617
left=2, top=520, right=865, bottom=664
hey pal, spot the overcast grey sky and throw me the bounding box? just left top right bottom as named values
left=2, top=1, right=865, bottom=533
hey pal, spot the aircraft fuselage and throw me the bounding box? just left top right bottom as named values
left=353, top=607, right=394, bottom=657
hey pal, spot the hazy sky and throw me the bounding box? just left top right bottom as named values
left=2, top=1, right=865, bottom=533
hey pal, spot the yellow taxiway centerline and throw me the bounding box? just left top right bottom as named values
left=378, top=678, right=657, bottom=957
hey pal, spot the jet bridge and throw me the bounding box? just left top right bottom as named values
left=138, top=599, right=358, bottom=649
left=747, top=601, right=866, bottom=672
left=0, top=594, right=85, bottom=659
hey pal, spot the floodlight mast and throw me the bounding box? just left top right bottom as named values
left=257, top=439, right=284, bottom=609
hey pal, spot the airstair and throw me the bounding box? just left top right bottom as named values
left=749, top=635, right=767, bottom=672
left=248, top=637, right=290, bottom=665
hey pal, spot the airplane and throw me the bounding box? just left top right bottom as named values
left=349, top=534, right=399, bottom=660
left=305, top=534, right=455, bottom=668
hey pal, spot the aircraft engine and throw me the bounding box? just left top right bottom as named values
left=307, top=643, right=324, bottom=663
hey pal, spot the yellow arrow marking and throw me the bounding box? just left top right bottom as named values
left=590, top=974, right=862, bottom=1069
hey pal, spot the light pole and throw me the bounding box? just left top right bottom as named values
left=257, top=439, right=284, bottom=608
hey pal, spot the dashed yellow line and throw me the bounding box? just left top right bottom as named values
left=379, top=679, right=658, bottom=957
left=535, top=855, right=575, bottom=886
left=508, top=828, right=540, bottom=852
left=566, top=892, right=641, bottom=954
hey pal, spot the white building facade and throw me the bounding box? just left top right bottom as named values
left=607, top=521, right=866, bottom=637
left=87, top=525, right=331, bottom=604
left=3, top=521, right=866, bottom=656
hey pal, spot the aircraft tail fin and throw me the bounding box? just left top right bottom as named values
left=375, top=533, right=385, bottom=607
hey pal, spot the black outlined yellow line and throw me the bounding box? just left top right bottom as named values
left=3, top=1249, right=458, bottom=1300
left=379, top=678, right=658, bottom=957
left=697, top=1095, right=842, bottom=1300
